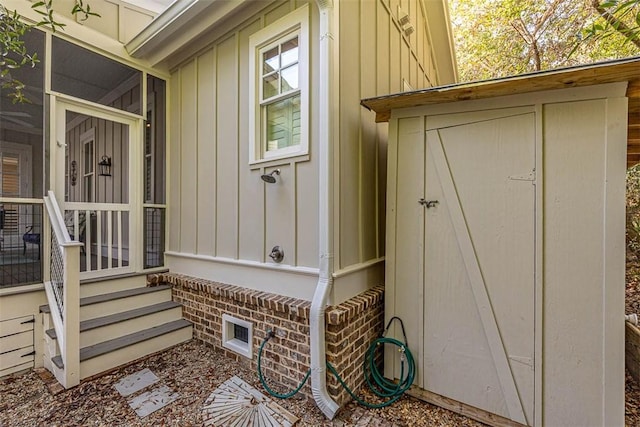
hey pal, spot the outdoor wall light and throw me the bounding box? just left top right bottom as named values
left=98, top=155, right=112, bottom=176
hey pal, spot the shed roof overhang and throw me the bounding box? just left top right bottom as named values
left=361, top=57, right=640, bottom=167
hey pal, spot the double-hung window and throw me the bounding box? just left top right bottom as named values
left=249, top=5, right=309, bottom=164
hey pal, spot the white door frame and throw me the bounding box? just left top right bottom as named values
left=53, top=95, right=143, bottom=278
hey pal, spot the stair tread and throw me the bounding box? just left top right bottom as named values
left=80, top=270, right=165, bottom=285
left=45, top=301, right=182, bottom=340
left=51, top=319, right=192, bottom=369
left=40, top=285, right=172, bottom=313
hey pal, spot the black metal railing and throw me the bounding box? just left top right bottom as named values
left=143, top=206, right=165, bottom=269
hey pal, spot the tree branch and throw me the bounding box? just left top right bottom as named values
left=591, top=0, right=640, bottom=49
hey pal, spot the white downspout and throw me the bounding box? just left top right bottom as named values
left=310, top=0, right=340, bottom=419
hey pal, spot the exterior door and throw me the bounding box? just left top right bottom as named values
left=55, top=99, right=140, bottom=278
left=423, top=109, right=536, bottom=425
left=392, top=108, right=536, bottom=425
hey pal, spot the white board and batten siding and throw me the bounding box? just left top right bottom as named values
left=385, top=83, right=627, bottom=426
left=335, top=0, right=443, bottom=304
left=167, top=2, right=320, bottom=301
left=167, top=0, right=446, bottom=303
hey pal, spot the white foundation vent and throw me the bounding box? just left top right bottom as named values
left=222, top=314, right=253, bottom=358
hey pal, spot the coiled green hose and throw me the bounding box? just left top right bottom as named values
left=257, top=317, right=415, bottom=409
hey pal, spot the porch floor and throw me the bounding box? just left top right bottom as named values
left=2, top=340, right=640, bottom=426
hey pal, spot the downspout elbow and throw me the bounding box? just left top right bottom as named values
left=310, top=274, right=340, bottom=419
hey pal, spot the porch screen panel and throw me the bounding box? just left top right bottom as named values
left=52, top=37, right=141, bottom=115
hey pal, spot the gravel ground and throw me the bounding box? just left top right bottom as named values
left=2, top=338, right=640, bottom=426
left=0, top=340, right=486, bottom=427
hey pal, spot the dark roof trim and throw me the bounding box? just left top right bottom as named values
left=361, top=56, right=640, bottom=123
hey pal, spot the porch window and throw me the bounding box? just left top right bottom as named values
left=248, top=5, right=309, bottom=164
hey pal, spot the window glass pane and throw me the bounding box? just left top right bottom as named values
left=281, top=65, right=299, bottom=92
left=84, top=142, right=94, bottom=174
left=262, top=46, right=279, bottom=75
left=52, top=37, right=142, bottom=114
left=263, top=73, right=279, bottom=99
left=265, top=94, right=301, bottom=151
left=280, top=37, right=299, bottom=68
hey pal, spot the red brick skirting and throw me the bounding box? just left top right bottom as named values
left=148, top=272, right=384, bottom=405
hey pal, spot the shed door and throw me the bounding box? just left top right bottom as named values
left=422, top=109, right=535, bottom=425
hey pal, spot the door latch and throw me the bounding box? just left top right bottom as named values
left=418, top=199, right=439, bottom=209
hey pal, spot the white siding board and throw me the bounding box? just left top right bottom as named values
left=0, top=316, right=34, bottom=337
left=376, top=1, right=390, bottom=96
left=542, top=99, right=609, bottom=426
left=265, top=164, right=295, bottom=266
left=169, top=70, right=182, bottom=252
left=388, top=116, right=424, bottom=385
left=295, top=160, right=318, bottom=268
left=0, top=330, right=33, bottom=352
left=180, top=60, right=198, bottom=254
left=238, top=20, right=264, bottom=263
left=603, top=97, right=627, bottom=427
left=215, top=35, right=239, bottom=259
left=339, top=0, right=362, bottom=269
left=360, top=1, right=378, bottom=263
left=389, top=16, right=401, bottom=94
left=197, top=48, right=216, bottom=256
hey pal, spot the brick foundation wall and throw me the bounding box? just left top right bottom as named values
left=148, top=273, right=384, bottom=405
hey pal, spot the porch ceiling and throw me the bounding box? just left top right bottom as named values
left=360, top=57, right=640, bottom=168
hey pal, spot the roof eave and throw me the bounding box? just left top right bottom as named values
left=423, top=0, right=458, bottom=85
left=125, top=0, right=248, bottom=65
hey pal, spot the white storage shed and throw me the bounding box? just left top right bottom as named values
left=362, top=58, right=640, bottom=427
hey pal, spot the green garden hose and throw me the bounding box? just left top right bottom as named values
left=257, top=317, right=415, bottom=409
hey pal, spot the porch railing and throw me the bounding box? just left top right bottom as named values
left=64, top=203, right=130, bottom=274
left=43, top=191, right=83, bottom=388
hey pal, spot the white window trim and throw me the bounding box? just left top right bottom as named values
left=248, top=4, right=309, bottom=165
left=222, top=314, right=253, bottom=359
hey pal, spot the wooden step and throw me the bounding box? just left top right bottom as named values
left=45, top=301, right=183, bottom=347
left=40, top=285, right=172, bottom=320
left=51, top=319, right=192, bottom=372
left=79, top=274, right=148, bottom=298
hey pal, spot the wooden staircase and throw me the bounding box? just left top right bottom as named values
left=41, top=275, right=192, bottom=382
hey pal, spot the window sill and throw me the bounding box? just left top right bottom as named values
left=249, top=153, right=310, bottom=170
